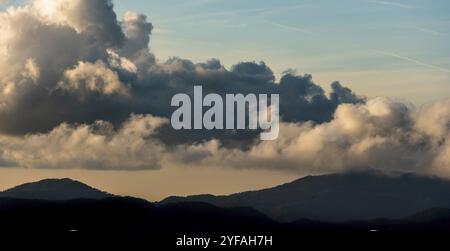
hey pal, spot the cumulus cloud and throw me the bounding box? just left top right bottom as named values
left=168, top=98, right=450, bottom=177
left=0, top=0, right=448, bottom=177
left=33, top=0, right=124, bottom=47
left=58, top=60, right=130, bottom=96
left=0, top=114, right=167, bottom=170
left=0, top=0, right=363, bottom=137
left=0, top=98, right=449, bottom=177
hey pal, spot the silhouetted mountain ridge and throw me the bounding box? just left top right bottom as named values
left=0, top=178, right=111, bottom=200
left=1, top=196, right=450, bottom=249
left=2, top=174, right=450, bottom=248
left=161, top=171, right=450, bottom=222
left=406, top=208, right=450, bottom=223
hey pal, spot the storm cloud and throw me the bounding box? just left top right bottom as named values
left=0, top=0, right=449, bottom=177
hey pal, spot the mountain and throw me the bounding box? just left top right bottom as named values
left=161, top=171, right=450, bottom=222
left=0, top=196, right=281, bottom=249
left=406, top=208, right=450, bottom=226
left=0, top=178, right=111, bottom=200
left=0, top=196, right=449, bottom=249
left=1, top=177, right=450, bottom=248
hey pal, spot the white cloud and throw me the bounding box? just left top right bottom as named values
left=165, top=98, right=450, bottom=177
left=0, top=114, right=167, bottom=170
left=58, top=61, right=130, bottom=96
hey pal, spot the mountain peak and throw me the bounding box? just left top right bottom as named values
left=0, top=178, right=112, bottom=201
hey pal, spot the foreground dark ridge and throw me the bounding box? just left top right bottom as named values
left=0, top=197, right=450, bottom=248
left=161, top=171, right=450, bottom=222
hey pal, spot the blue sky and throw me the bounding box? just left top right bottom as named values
left=4, top=0, right=450, bottom=104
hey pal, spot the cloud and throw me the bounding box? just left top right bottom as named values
left=167, top=98, right=450, bottom=177
left=0, top=0, right=448, bottom=178
left=58, top=60, right=130, bottom=96
left=0, top=0, right=363, bottom=138
left=0, top=114, right=167, bottom=170
left=33, top=0, right=125, bottom=47
left=0, top=98, right=449, bottom=178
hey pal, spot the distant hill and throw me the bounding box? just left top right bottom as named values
left=0, top=178, right=111, bottom=200
left=161, top=171, right=450, bottom=222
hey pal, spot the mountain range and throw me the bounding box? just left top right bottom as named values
left=161, top=171, right=450, bottom=222
left=4, top=172, right=450, bottom=222
left=2, top=172, right=450, bottom=248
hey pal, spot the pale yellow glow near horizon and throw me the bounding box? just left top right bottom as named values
left=0, top=166, right=297, bottom=201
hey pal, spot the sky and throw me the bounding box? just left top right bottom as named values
left=111, top=0, right=450, bottom=104
left=2, top=0, right=450, bottom=104
left=0, top=0, right=449, bottom=200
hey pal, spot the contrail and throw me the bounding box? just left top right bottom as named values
left=262, top=20, right=316, bottom=35
left=256, top=4, right=304, bottom=17
left=368, top=0, right=415, bottom=9
left=159, top=4, right=304, bottom=23
left=159, top=7, right=272, bottom=23
left=418, top=28, right=448, bottom=36
left=373, top=49, right=450, bottom=73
